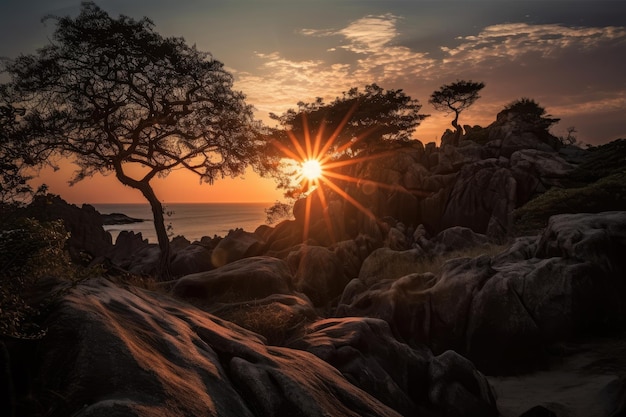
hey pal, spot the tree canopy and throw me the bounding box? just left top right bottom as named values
left=429, top=80, right=485, bottom=145
left=269, top=84, right=429, bottom=158
left=1, top=2, right=262, bottom=277
left=0, top=84, right=43, bottom=204
left=501, top=97, right=560, bottom=128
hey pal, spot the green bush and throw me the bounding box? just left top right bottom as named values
left=513, top=171, right=626, bottom=236
left=0, top=217, right=70, bottom=338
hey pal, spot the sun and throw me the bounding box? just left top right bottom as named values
left=301, top=159, right=323, bottom=181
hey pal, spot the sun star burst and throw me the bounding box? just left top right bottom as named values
left=301, top=159, right=323, bottom=181
left=271, top=108, right=413, bottom=244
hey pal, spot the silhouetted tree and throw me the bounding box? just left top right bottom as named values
left=270, top=84, right=429, bottom=158
left=2, top=3, right=261, bottom=278
left=501, top=97, right=560, bottom=129
left=429, top=80, right=485, bottom=145
left=0, top=85, right=43, bottom=204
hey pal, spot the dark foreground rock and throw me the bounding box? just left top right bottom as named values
left=11, top=278, right=498, bottom=417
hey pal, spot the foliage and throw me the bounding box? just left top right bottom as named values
left=566, top=138, right=626, bottom=185
left=2, top=2, right=262, bottom=278
left=265, top=201, right=293, bottom=225
left=513, top=170, right=626, bottom=236
left=269, top=84, right=429, bottom=158
left=218, top=302, right=311, bottom=346
left=0, top=85, right=39, bottom=204
left=429, top=80, right=484, bottom=145
left=0, top=217, right=69, bottom=338
left=500, top=97, right=560, bottom=129
left=558, top=126, right=579, bottom=146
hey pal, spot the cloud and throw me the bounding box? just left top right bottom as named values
left=234, top=16, right=626, bottom=142
left=442, top=23, right=626, bottom=64
left=234, top=14, right=437, bottom=119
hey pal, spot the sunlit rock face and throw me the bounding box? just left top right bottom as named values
left=337, top=211, right=626, bottom=375
left=34, top=279, right=396, bottom=416
left=32, top=278, right=497, bottom=417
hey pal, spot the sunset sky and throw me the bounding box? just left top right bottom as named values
left=1, top=0, right=625, bottom=204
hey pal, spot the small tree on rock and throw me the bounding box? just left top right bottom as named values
left=500, top=97, right=560, bottom=129
left=2, top=3, right=261, bottom=278
left=429, top=80, right=485, bottom=146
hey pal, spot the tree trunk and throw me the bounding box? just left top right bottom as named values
left=451, top=112, right=462, bottom=146
left=114, top=171, right=171, bottom=280
left=141, top=185, right=172, bottom=280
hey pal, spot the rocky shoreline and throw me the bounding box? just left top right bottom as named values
left=3, top=110, right=625, bottom=416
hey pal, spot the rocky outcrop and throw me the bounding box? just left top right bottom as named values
left=280, top=109, right=582, bottom=242
left=337, top=211, right=626, bottom=375
left=286, top=245, right=349, bottom=307
left=289, top=317, right=498, bottom=416
left=29, top=279, right=400, bottom=417
left=22, top=194, right=113, bottom=262
left=439, top=158, right=517, bottom=238
left=210, top=228, right=264, bottom=267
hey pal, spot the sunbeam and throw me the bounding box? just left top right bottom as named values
left=272, top=107, right=397, bottom=244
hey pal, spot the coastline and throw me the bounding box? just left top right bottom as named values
left=93, top=202, right=274, bottom=243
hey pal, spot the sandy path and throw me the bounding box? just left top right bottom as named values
left=487, top=336, right=626, bottom=417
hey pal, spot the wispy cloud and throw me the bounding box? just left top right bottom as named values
left=442, top=23, right=626, bottom=64
left=235, top=14, right=436, bottom=119
left=234, top=16, right=626, bottom=142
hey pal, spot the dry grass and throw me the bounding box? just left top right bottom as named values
left=412, top=243, right=510, bottom=275
left=218, top=302, right=312, bottom=346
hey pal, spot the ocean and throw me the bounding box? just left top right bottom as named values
left=93, top=202, right=275, bottom=244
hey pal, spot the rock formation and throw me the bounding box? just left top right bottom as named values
left=337, top=211, right=626, bottom=375
left=16, top=277, right=498, bottom=417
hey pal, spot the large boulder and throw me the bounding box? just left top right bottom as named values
left=289, top=317, right=498, bottom=417
left=106, top=231, right=161, bottom=276
left=330, top=234, right=380, bottom=279
left=509, top=149, right=576, bottom=202
left=170, top=243, right=214, bottom=276
left=263, top=220, right=303, bottom=257
left=440, top=158, right=517, bottom=238
left=171, top=256, right=295, bottom=305
left=429, top=226, right=490, bottom=256
left=210, top=228, right=264, bottom=267
left=286, top=245, right=349, bottom=307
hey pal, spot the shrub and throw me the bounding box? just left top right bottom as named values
left=0, top=217, right=70, bottom=338
left=513, top=171, right=626, bottom=236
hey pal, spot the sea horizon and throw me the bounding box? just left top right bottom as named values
left=93, top=202, right=277, bottom=244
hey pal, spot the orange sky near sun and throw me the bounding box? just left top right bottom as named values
left=28, top=113, right=458, bottom=205
left=31, top=164, right=285, bottom=204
